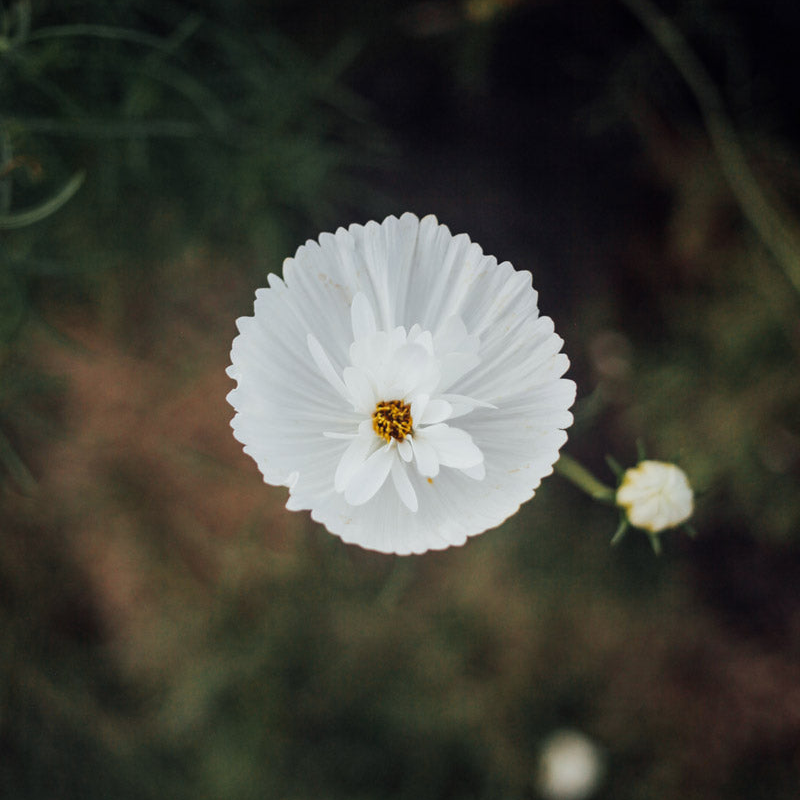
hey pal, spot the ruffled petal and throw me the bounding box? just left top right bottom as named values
left=351, top=291, right=377, bottom=341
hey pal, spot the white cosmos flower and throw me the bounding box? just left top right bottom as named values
left=226, top=213, right=575, bottom=555
left=616, top=460, right=694, bottom=533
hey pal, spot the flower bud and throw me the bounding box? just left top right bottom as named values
left=616, top=460, right=694, bottom=533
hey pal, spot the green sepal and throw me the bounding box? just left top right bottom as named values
left=610, top=517, right=629, bottom=546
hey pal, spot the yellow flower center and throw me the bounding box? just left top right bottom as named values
left=372, top=399, right=413, bottom=442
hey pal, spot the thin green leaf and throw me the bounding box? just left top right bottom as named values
left=0, top=170, right=84, bottom=228
left=11, top=117, right=202, bottom=138
left=24, top=24, right=177, bottom=53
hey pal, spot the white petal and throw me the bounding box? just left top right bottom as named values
left=397, top=438, right=413, bottom=462
left=349, top=330, right=388, bottom=373
left=413, top=329, right=434, bottom=356
left=410, top=393, right=430, bottom=423
left=434, top=314, right=469, bottom=354
left=391, top=459, right=418, bottom=512
left=461, top=462, right=486, bottom=480
left=410, top=434, right=439, bottom=477
left=334, top=430, right=375, bottom=493
left=438, top=393, right=497, bottom=419
left=307, top=333, right=348, bottom=400
left=344, top=444, right=395, bottom=506
left=382, top=343, right=432, bottom=396
left=421, top=424, right=483, bottom=469
left=439, top=351, right=480, bottom=390
left=418, top=398, right=453, bottom=425
left=389, top=325, right=407, bottom=349
left=343, top=366, right=375, bottom=413
left=351, top=291, right=377, bottom=341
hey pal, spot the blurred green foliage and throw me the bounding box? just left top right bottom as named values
left=0, top=0, right=380, bottom=488
left=596, top=0, right=800, bottom=543
left=0, top=0, right=377, bottom=300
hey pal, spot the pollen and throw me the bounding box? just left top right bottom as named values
left=372, top=399, right=413, bottom=442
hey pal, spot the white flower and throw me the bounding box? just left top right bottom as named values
left=226, top=213, right=575, bottom=555
left=616, top=460, right=694, bottom=533
left=537, top=730, right=604, bottom=800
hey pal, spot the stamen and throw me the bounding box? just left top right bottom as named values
left=372, top=399, right=413, bottom=442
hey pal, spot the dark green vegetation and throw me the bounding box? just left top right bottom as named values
left=2, top=1, right=799, bottom=798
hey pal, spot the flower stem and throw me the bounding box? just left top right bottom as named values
left=555, top=453, right=616, bottom=503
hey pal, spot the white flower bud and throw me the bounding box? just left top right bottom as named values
left=616, top=460, right=694, bottom=533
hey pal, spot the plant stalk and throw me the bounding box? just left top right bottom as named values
left=554, top=453, right=616, bottom=503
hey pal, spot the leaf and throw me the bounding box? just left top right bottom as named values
left=0, top=171, right=85, bottom=229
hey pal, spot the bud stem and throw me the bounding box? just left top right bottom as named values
left=554, top=453, right=616, bottom=503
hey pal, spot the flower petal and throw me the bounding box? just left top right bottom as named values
left=307, top=333, right=348, bottom=401
left=334, top=427, right=375, bottom=493
left=438, top=393, right=497, bottom=419
left=391, top=459, right=418, bottom=512
left=343, top=366, right=375, bottom=414
left=397, top=438, right=413, bottom=462
left=344, top=444, right=395, bottom=506
left=418, top=398, right=453, bottom=425
left=410, top=393, right=429, bottom=423
left=434, top=314, right=470, bottom=354
left=461, top=461, right=486, bottom=480
left=351, top=291, right=377, bottom=341
left=439, top=351, right=480, bottom=390
left=381, top=343, right=435, bottom=397
left=420, top=424, right=483, bottom=469
left=410, top=434, right=439, bottom=478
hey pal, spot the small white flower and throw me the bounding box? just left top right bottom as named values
left=616, top=460, right=694, bottom=533
left=537, top=730, right=604, bottom=800
left=227, top=213, right=575, bottom=555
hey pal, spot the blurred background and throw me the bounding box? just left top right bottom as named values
left=2, top=0, right=800, bottom=798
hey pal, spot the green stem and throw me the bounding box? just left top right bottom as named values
left=554, top=453, right=616, bottom=503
